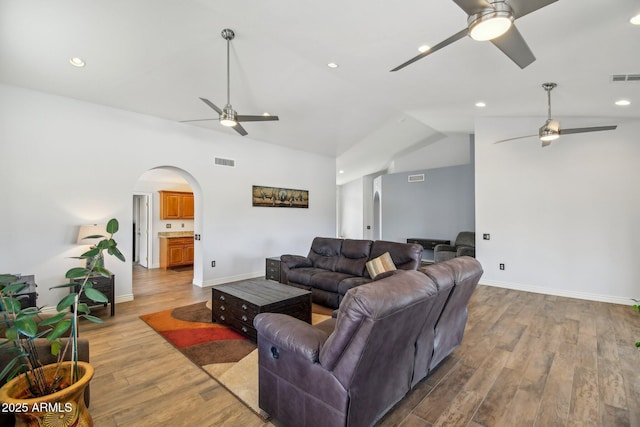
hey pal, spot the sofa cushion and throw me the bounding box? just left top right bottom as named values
left=310, top=271, right=354, bottom=293
left=337, top=276, right=371, bottom=297
left=335, top=239, right=372, bottom=276
left=287, top=267, right=326, bottom=286
left=308, top=237, right=343, bottom=272
left=365, top=252, right=397, bottom=280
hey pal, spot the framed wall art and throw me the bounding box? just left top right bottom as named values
left=252, top=185, right=309, bottom=208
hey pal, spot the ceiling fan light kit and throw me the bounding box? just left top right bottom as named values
left=468, top=2, right=514, bottom=41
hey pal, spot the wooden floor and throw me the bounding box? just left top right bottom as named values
left=81, top=266, right=640, bottom=427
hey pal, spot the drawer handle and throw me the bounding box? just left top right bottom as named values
left=271, top=346, right=280, bottom=359
left=220, top=315, right=225, bottom=321
left=241, top=304, right=248, bottom=310
left=220, top=306, right=225, bottom=311
left=241, top=315, right=248, bottom=322
left=241, top=326, right=248, bottom=333
left=219, top=295, right=225, bottom=301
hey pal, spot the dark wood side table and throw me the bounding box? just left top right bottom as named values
left=265, top=257, right=282, bottom=282
left=72, top=275, right=115, bottom=317
left=14, top=274, right=38, bottom=308
left=212, top=278, right=311, bottom=341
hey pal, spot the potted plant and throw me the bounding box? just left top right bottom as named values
left=0, top=218, right=124, bottom=426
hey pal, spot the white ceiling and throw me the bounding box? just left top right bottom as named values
left=1, top=0, right=639, bottom=184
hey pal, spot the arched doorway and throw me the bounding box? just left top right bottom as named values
left=132, top=166, right=204, bottom=287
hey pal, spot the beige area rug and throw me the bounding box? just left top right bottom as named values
left=141, top=301, right=331, bottom=418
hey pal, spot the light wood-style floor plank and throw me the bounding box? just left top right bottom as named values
left=78, top=266, right=640, bottom=427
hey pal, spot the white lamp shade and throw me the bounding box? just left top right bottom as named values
left=77, top=224, right=107, bottom=245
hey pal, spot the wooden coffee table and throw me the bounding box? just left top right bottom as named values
left=211, top=278, right=311, bottom=341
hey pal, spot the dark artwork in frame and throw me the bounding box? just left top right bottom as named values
left=252, top=185, right=309, bottom=208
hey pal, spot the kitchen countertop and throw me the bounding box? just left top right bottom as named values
left=158, top=231, right=194, bottom=238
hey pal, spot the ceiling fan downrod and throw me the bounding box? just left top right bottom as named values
left=221, top=28, right=235, bottom=107
left=542, top=82, right=557, bottom=119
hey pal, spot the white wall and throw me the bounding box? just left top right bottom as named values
left=0, top=84, right=336, bottom=308
left=337, top=177, right=364, bottom=238
left=475, top=117, right=640, bottom=304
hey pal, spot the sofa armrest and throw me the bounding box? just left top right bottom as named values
left=434, top=244, right=455, bottom=252
left=281, top=254, right=313, bottom=269
left=254, top=313, right=328, bottom=363
left=457, top=246, right=475, bottom=257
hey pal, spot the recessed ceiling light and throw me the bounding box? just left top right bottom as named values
left=263, top=112, right=271, bottom=116
left=418, top=45, right=431, bottom=53
left=69, top=57, right=85, bottom=67
left=475, top=101, right=487, bottom=108
left=327, top=62, right=339, bottom=68
left=630, top=14, right=640, bottom=25
left=615, top=99, right=631, bottom=106
left=339, top=170, right=344, bottom=174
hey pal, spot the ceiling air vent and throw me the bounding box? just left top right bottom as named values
left=611, top=74, right=640, bottom=83
left=408, top=174, right=425, bottom=183
left=214, top=157, right=235, bottom=167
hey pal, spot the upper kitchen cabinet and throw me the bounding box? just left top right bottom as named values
left=159, top=191, right=194, bottom=219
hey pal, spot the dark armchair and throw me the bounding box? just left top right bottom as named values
left=434, top=231, right=475, bottom=263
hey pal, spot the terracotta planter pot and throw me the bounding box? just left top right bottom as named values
left=0, top=361, right=94, bottom=427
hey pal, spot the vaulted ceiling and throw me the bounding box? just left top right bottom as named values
left=1, top=0, right=639, bottom=184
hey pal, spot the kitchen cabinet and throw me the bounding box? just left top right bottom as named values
left=159, top=191, right=194, bottom=219
left=159, top=236, right=194, bottom=269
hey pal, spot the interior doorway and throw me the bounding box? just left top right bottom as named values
left=131, top=166, right=203, bottom=295
left=132, top=193, right=152, bottom=268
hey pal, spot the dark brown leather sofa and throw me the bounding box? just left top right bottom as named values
left=280, top=237, right=423, bottom=308
left=254, top=256, right=483, bottom=427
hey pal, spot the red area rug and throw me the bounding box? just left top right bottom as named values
left=139, top=301, right=256, bottom=366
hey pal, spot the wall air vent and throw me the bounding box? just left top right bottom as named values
left=408, top=174, right=425, bottom=183
left=214, top=157, right=236, bottom=167
left=611, top=74, right=640, bottom=83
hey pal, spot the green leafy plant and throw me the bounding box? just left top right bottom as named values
left=0, top=218, right=125, bottom=396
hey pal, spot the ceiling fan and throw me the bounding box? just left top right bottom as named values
left=391, top=0, right=557, bottom=72
left=495, top=83, right=618, bottom=147
left=181, top=29, right=279, bottom=136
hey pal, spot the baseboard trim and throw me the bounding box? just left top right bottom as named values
left=201, top=271, right=264, bottom=288
left=480, top=280, right=634, bottom=306
left=116, top=293, right=134, bottom=304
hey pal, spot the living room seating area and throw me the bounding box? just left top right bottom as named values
left=255, top=256, right=483, bottom=427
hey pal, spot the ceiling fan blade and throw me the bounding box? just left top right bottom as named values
left=232, top=123, right=248, bottom=136
left=179, top=118, right=217, bottom=123
left=508, top=0, right=558, bottom=19
left=490, top=24, right=535, bottom=68
left=559, top=125, right=617, bottom=135
left=452, top=0, right=492, bottom=15
left=493, top=134, right=538, bottom=144
left=199, top=97, right=223, bottom=115
left=391, top=28, right=468, bottom=72
left=236, top=115, right=280, bottom=122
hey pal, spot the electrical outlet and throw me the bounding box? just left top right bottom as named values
left=181, top=223, right=185, bottom=228
left=211, top=260, right=216, bottom=267
left=194, top=234, right=201, bottom=241
left=166, top=224, right=171, bottom=229
left=499, top=263, right=505, bottom=270
left=483, top=233, right=490, bottom=240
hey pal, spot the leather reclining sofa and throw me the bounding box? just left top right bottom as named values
left=254, top=256, right=483, bottom=427
left=280, top=237, right=423, bottom=308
